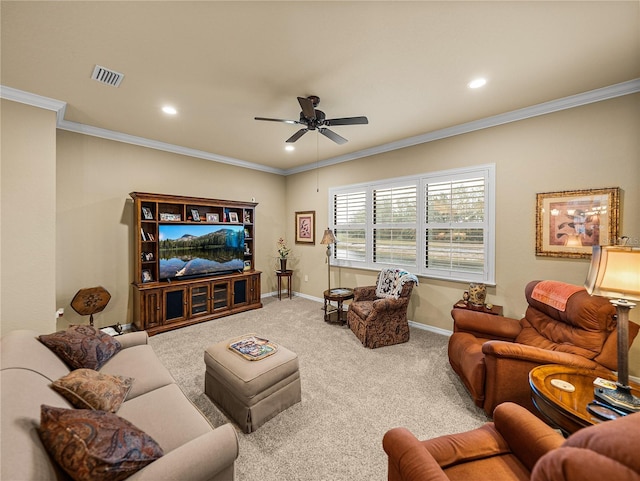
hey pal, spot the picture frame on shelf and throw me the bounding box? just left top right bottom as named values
left=141, top=270, right=153, bottom=283
left=141, top=207, right=153, bottom=220
left=190, top=209, right=200, bottom=222
left=206, top=213, right=219, bottom=223
left=295, top=210, right=315, bottom=244
left=244, top=211, right=252, bottom=223
left=159, top=213, right=181, bottom=221
left=229, top=212, right=239, bottom=223
left=535, top=187, right=620, bottom=258
left=244, top=228, right=250, bottom=238
left=243, top=260, right=252, bottom=271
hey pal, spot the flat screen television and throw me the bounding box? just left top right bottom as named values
left=158, top=224, right=245, bottom=280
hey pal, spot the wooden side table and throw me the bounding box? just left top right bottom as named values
left=276, top=270, right=293, bottom=300
left=529, top=364, right=640, bottom=435
left=323, top=288, right=354, bottom=324
left=453, top=299, right=503, bottom=316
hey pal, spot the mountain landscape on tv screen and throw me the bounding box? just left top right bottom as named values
left=159, top=228, right=244, bottom=279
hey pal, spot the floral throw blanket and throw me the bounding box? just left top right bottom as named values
left=375, top=268, right=419, bottom=299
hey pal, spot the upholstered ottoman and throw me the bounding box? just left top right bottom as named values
left=204, top=336, right=301, bottom=433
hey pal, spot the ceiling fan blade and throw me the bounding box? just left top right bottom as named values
left=255, top=117, right=299, bottom=125
left=297, top=97, right=316, bottom=120
left=319, top=128, right=348, bottom=145
left=286, top=129, right=309, bottom=143
left=325, top=116, right=369, bottom=126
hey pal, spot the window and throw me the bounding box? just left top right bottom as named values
left=333, top=190, right=367, bottom=262
left=372, top=183, right=417, bottom=266
left=329, top=164, right=495, bottom=283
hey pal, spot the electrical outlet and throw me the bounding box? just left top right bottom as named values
left=56, top=308, right=64, bottom=318
left=304, top=275, right=309, bottom=282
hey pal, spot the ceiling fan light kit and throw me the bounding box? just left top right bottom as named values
left=255, top=95, right=368, bottom=145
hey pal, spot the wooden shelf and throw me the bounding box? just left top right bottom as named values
left=130, top=192, right=261, bottom=334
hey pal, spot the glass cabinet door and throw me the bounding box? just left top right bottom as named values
left=212, top=281, right=230, bottom=312
left=190, top=284, right=209, bottom=317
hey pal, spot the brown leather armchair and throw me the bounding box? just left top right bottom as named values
left=347, top=272, right=416, bottom=349
left=448, top=280, right=639, bottom=417
left=383, top=402, right=640, bottom=481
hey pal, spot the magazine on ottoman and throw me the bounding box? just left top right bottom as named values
left=228, top=336, right=278, bottom=361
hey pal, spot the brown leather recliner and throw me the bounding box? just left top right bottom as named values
left=383, top=402, right=640, bottom=481
left=448, top=280, right=639, bottom=417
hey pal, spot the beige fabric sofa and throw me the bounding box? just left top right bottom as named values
left=1, top=329, right=239, bottom=481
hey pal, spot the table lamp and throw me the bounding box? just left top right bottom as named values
left=584, top=245, right=640, bottom=413
left=320, top=228, right=336, bottom=293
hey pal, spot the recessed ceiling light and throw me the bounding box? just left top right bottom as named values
left=468, top=78, right=487, bottom=89
left=285, top=145, right=295, bottom=151
left=162, top=106, right=177, bottom=115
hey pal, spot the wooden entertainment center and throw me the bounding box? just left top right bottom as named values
left=130, top=192, right=262, bottom=335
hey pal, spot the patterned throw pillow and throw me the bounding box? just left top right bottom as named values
left=51, top=369, right=133, bottom=412
left=39, top=405, right=163, bottom=481
left=39, top=325, right=122, bottom=370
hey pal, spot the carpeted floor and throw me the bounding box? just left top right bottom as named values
left=149, top=296, right=489, bottom=481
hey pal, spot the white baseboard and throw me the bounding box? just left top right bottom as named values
left=262, top=291, right=324, bottom=304
left=408, top=320, right=452, bottom=337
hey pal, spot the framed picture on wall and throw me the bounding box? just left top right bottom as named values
left=535, top=187, right=620, bottom=258
left=295, top=211, right=315, bottom=245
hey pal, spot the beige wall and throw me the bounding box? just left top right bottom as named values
left=55, top=131, right=286, bottom=328
left=1, top=99, right=57, bottom=333
left=286, top=94, right=640, bottom=375
left=1, top=93, right=638, bottom=376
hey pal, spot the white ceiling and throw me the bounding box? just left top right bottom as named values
left=2, top=1, right=639, bottom=174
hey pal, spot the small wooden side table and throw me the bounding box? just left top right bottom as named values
left=276, top=270, right=293, bottom=300
left=323, top=288, right=354, bottom=324
left=453, top=300, right=503, bottom=316
left=529, top=364, right=640, bottom=435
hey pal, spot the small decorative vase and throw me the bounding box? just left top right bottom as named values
left=468, top=283, right=486, bottom=307
left=279, top=258, right=287, bottom=271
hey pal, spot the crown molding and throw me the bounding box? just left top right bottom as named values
left=3, top=78, right=639, bottom=177
left=56, top=119, right=285, bottom=175
left=0, top=85, right=68, bottom=124
left=0, top=84, right=285, bottom=175
left=283, top=78, right=640, bottom=175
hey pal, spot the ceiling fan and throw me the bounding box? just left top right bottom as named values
left=255, top=95, right=368, bottom=145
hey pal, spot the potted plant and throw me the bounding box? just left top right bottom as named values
left=277, top=238, right=290, bottom=271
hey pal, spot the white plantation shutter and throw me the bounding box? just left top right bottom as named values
left=372, top=183, right=417, bottom=267
left=329, top=165, right=494, bottom=283
left=424, top=176, right=488, bottom=280
left=333, top=190, right=367, bottom=262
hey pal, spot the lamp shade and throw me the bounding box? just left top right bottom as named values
left=584, top=246, right=640, bottom=302
left=320, top=228, right=336, bottom=245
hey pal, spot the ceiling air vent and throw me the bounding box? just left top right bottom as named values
left=91, top=65, right=124, bottom=87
